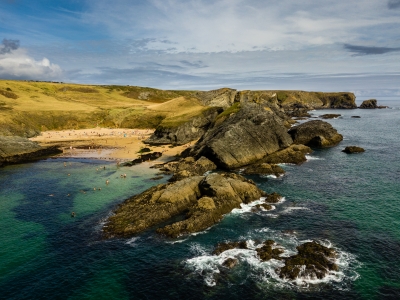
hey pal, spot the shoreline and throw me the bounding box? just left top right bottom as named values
left=30, top=127, right=192, bottom=162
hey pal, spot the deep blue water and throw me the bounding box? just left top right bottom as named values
left=0, top=100, right=399, bottom=299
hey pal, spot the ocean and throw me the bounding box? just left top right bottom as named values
left=0, top=99, right=399, bottom=299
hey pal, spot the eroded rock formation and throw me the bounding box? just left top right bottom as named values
left=0, top=136, right=62, bottom=167
left=103, top=173, right=265, bottom=238
left=288, top=120, right=343, bottom=148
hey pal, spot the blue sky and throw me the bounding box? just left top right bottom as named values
left=1, top=0, right=400, bottom=96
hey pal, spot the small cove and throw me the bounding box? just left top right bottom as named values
left=0, top=100, right=399, bottom=299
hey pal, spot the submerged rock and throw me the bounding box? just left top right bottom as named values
left=0, top=136, right=62, bottom=167
left=288, top=120, right=343, bottom=148
left=359, top=99, right=377, bottom=109
left=213, top=241, right=248, bottom=255
left=256, top=240, right=284, bottom=261
left=222, top=258, right=239, bottom=269
left=103, top=173, right=264, bottom=239
left=278, top=241, right=338, bottom=280
left=342, top=146, right=365, bottom=154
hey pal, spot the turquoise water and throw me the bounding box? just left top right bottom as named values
left=0, top=100, right=399, bottom=299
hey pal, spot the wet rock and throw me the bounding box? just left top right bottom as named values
left=351, top=116, right=361, bottom=118
left=256, top=240, right=284, bottom=261
left=222, top=258, right=239, bottom=269
left=242, top=163, right=285, bottom=177
left=123, top=152, right=162, bottom=166
left=265, top=192, right=282, bottom=203
left=254, top=203, right=273, bottom=211
left=104, top=173, right=264, bottom=239
left=188, top=103, right=293, bottom=169
left=213, top=241, right=248, bottom=255
left=320, top=114, right=341, bottom=119
left=0, top=136, right=62, bottom=167
left=359, top=99, right=377, bottom=109
left=262, top=144, right=312, bottom=165
left=288, top=120, right=343, bottom=148
left=342, top=146, right=365, bottom=154
left=278, top=241, right=338, bottom=280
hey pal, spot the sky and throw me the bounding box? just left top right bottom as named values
left=0, top=0, right=400, bottom=96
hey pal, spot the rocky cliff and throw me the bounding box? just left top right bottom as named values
left=187, top=103, right=293, bottom=169
left=145, top=107, right=223, bottom=145
left=0, top=136, right=62, bottom=167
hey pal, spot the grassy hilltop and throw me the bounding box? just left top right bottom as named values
left=0, top=79, right=356, bottom=137
left=0, top=80, right=207, bottom=137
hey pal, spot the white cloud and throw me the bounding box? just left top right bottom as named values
left=0, top=48, right=62, bottom=80
left=84, top=0, right=400, bottom=53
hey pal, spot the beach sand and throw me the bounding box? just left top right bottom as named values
left=30, top=128, right=192, bottom=162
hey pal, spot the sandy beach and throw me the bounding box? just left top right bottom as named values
left=30, top=127, right=192, bottom=162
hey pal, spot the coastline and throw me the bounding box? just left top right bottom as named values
left=29, top=127, right=192, bottom=162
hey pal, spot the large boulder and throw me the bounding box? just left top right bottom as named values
left=342, top=146, right=365, bottom=154
left=359, top=99, right=377, bottom=109
left=262, top=144, right=312, bottom=165
left=288, top=120, right=343, bottom=148
left=103, top=173, right=265, bottom=238
left=145, top=107, right=223, bottom=145
left=0, top=136, right=62, bottom=167
left=188, top=103, right=293, bottom=169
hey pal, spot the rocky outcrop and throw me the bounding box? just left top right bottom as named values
left=123, top=152, right=162, bottom=166
left=210, top=239, right=338, bottom=281
left=213, top=241, right=248, bottom=255
left=103, top=173, right=265, bottom=238
left=188, top=103, right=293, bottom=169
left=257, top=240, right=285, bottom=261
left=0, top=136, right=62, bottom=167
left=342, top=146, right=365, bottom=154
left=159, top=156, right=217, bottom=182
left=359, top=99, right=377, bottom=109
left=320, top=114, right=341, bottom=119
left=242, top=163, right=285, bottom=177
left=288, top=120, right=343, bottom=148
left=262, top=144, right=312, bottom=165
left=145, top=107, right=223, bottom=145
left=194, top=88, right=237, bottom=108
left=278, top=241, right=338, bottom=280
left=193, top=90, right=357, bottom=110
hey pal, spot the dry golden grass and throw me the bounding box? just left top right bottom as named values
left=0, top=80, right=205, bottom=136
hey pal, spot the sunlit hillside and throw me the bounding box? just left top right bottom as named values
left=0, top=80, right=204, bottom=137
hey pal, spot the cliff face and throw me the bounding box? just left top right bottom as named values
left=192, top=88, right=356, bottom=110
left=145, top=107, right=223, bottom=145
left=188, top=103, right=293, bottom=169
left=0, top=136, right=62, bottom=167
